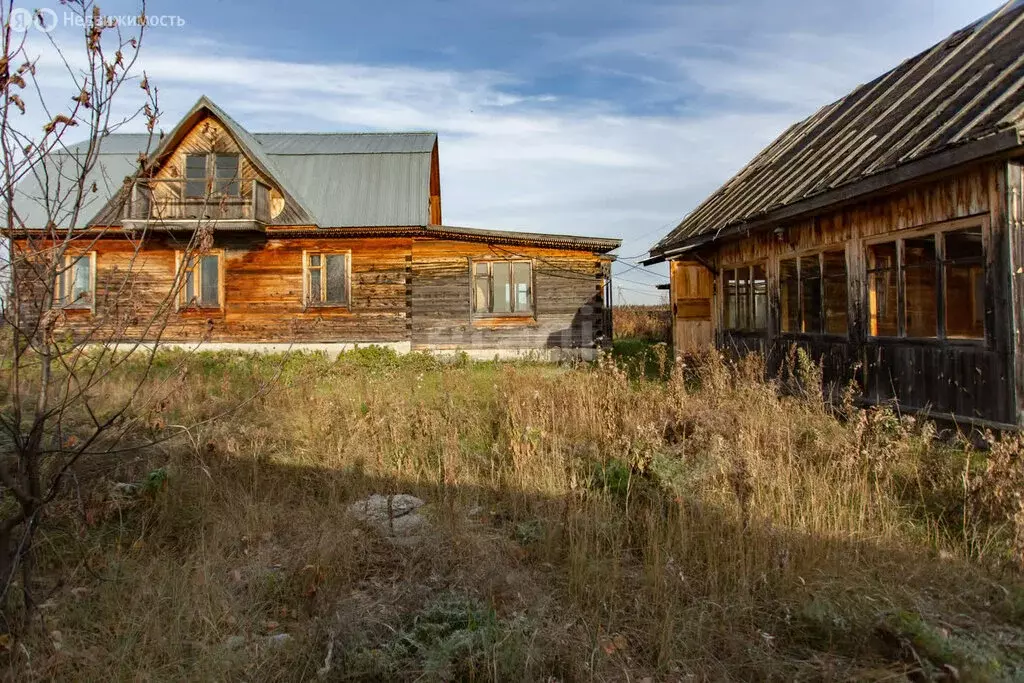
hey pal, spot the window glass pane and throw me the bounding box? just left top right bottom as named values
left=752, top=264, right=767, bottom=330
left=185, top=268, right=195, bottom=304
left=309, top=254, right=321, bottom=267
left=185, top=154, right=206, bottom=198
left=200, top=255, right=219, bottom=307
left=867, top=241, right=897, bottom=270
left=214, top=154, right=239, bottom=195
left=822, top=250, right=847, bottom=335
left=473, top=263, right=489, bottom=313
left=867, top=242, right=898, bottom=337
left=945, top=227, right=982, bottom=262
left=326, top=254, right=347, bottom=303
left=72, top=257, right=90, bottom=302
left=735, top=268, right=750, bottom=330
left=724, top=270, right=737, bottom=330
left=945, top=263, right=984, bottom=339
left=491, top=262, right=511, bottom=313
left=944, top=228, right=984, bottom=339
left=779, top=258, right=799, bottom=332
left=903, top=236, right=937, bottom=338
left=308, top=268, right=321, bottom=304
left=800, top=255, right=822, bottom=334
left=512, top=262, right=531, bottom=312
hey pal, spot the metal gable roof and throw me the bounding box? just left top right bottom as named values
left=14, top=98, right=438, bottom=229
left=650, top=0, right=1024, bottom=258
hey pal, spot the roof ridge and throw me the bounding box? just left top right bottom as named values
left=253, top=131, right=437, bottom=136
left=649, top=0, right=1024, bottom=257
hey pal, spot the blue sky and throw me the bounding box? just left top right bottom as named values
left=18, top=0, right=998, bottom=302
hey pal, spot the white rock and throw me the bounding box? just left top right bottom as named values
left=347, top=494, right=428, bottom=540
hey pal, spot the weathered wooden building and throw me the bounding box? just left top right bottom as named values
left=646, top=1, right=1024, bottom=427
left=15, top=97, right=619, bottom=358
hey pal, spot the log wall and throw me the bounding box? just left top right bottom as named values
left=410, top=240, right=609, bottom=351
left=18, top=233, right=612, bottom=352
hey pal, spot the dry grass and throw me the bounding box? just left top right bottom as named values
left=5, top=346, right=1024, bottom=681
left=613, top=305, right=671, bottom=342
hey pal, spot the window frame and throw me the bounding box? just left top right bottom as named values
left=721, top=261, right=768, bottom=333
left=778, top=246, right=849, bottom=338
left=863, top=217, right=987, bottom=343
left=56, top=251, right=96, bottom=312
left=302, top=249, right=352, bottom=309
left=471, top=258, right=534, bottom=318
left=182, top=152, right=242, bottom=199
left=175, top=249, right=225, bottom=311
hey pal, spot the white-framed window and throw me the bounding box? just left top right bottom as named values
left=57, top=252, right=96, bottom=310
left=176, top=250, right=224, bottom=310
left=303, top=250, right=350, bottom=307
left=472, top=260, right=533, bottom=315
left=184, top=153, right=240, bottom=198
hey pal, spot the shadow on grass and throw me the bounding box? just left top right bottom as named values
left=12, top=439, right=1024, bottom=682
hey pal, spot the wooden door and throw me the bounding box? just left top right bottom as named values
left=670, top=260, right=713, bottom=355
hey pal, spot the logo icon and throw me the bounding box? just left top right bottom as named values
left=10, top=7, right=58, bottom=33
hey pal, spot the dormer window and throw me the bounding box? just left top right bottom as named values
left=184, top=153, right=240, bottom=198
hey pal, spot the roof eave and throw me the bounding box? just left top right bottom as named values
left=651, top=128, right=1023, bottom=262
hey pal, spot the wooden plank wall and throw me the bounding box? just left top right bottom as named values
left=705, top=162, right=1018, bottom=424
left=410, top=239, right=607, bottom=350
left=1008, top=160, right=1024, bottom=424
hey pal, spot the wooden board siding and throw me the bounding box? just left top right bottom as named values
left=429, top=141, right=442, bottom=225
left=1008, top=160, right=1024, bottom=424
left=410, top=239, right=608, bottom=351
left=699, top=162, right=1018, bottom=425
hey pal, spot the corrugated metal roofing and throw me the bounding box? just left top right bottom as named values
left=272, top=153, right=431, bottom=227
left=652, top=0, right=1024, bottom=256
left=14, top=148, right=141, bottom=230
left=254, top=132, right=436, bottom=155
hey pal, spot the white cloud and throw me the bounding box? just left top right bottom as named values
left=13, top=0, right=998, bottom=302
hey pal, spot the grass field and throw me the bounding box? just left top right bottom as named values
left=6, top=344, right=1024, bottom=681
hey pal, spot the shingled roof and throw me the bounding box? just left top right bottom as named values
left=648, top=0, right=1024, bottom=261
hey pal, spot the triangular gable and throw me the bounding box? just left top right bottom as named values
left=93, top=96, right=319, bottom=227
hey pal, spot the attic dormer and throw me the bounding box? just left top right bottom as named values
left=114, top=97, right=317, bottom=231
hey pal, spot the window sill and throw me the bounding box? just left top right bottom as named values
left=303, top=304, right=353, bottom=315
left=178, top=307, right=224, bottom=317
left=472, top=315, right=538, bottom=328
left=867, top=335, right=985, bottom=346
left=779, top=331, right=849, bottom=341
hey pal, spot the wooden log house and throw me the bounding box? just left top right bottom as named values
left=646, top=1, right=1024, bottom=427
left=14, top=97, right=620, bottom=359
